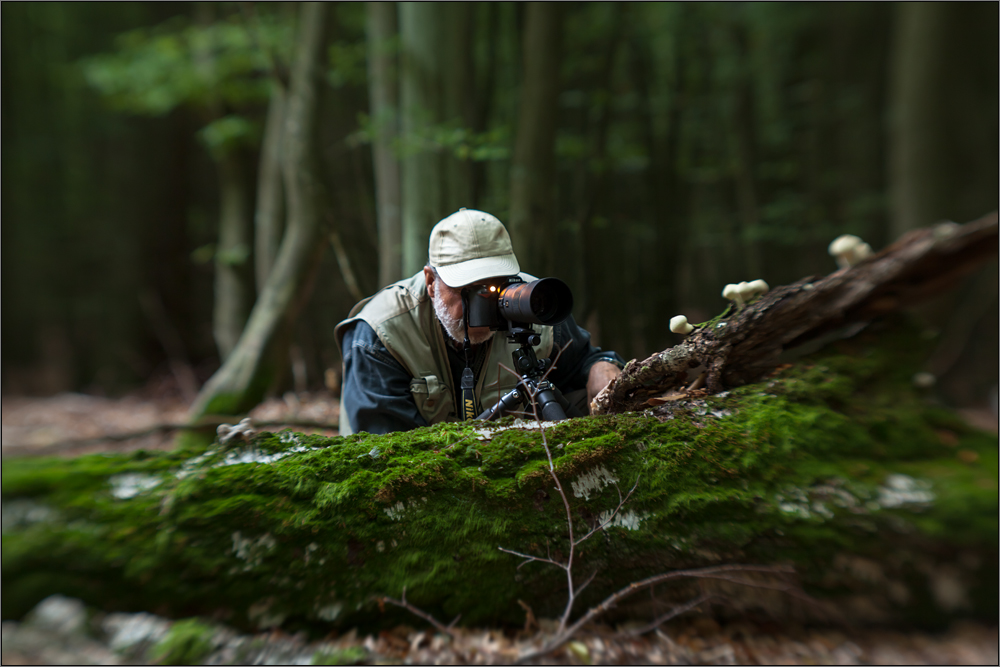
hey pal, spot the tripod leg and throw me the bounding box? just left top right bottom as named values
left=477, top=386, right=525, bottom=421
left=534, top=384, right=568, bottom=421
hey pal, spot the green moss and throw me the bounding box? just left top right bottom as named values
left=150, top=618, right=217, bottom=665
left=2, top=321, right=996, bottom=632
left=311, top=646, right=368, bottom=665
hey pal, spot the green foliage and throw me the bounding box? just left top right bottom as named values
left=150, top=618, right=217, bottom=665
left=353, top=114, right=511, bottom=163
left=80, top=12, right=293, bottom=116
left=198, top=115, right=258, bottom=156
left=327, top=41, right=368, bottom=89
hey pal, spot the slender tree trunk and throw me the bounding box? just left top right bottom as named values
left=470, top=2, right=499, bottom=207
left=212, top=150, right=254, bottom=361
left=399, top=2, right=444, bottom=276
left=731, top=24, right=762, bottom=280
left=888, top=2, right=951, bottom=238
left=441, top=2, right=474, bottom=209
left=398, top=2, right=473, bottom=276
left=508, top=2, right=562, bottom=276
left=366, top=1, right=403, bottom=287
left=633, top=6, right=686, bottom=352
left=190, top=1, right=331, bottom=419
left=254, top=86, right=286, bottom=289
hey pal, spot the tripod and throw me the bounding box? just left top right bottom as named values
left=476, top=326, right=571, bottom=422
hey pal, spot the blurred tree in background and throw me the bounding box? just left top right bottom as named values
left=2, top=1, right=996, bottom=411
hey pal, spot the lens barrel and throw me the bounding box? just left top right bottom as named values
left=497, top=278, right=573, bottom=326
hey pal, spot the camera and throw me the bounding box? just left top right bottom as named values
left=465, top=276, right=574, bottom=330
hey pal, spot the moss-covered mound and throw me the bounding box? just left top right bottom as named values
left=3, top=324, right=997, bottom=635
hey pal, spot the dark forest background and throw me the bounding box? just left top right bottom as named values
left=2, top=2, right=997, bottom=413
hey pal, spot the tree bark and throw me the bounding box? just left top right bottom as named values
left=592, top=213, right=999, bottom=415
left=254, top=86, right=286, bottom=290
left=212, top=150, right=254, bottom=361
left=189, top=1, right=331, bottom=419
left=508, top=2, right=562, bottom=276
left=366, top=1, right=403, bottom=288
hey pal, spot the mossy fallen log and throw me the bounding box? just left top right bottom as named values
left=2, top=323, right=997, bottom=635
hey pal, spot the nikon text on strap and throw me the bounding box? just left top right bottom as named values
left=459, top=289, right=480, bottom=420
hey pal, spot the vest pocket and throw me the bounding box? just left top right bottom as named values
left=409, top=375, right=450, bottom=422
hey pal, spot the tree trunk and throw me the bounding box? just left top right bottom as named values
left=399, top=2, right=443, bottom=276
left=888, top=3, right=1000, bottom=238
left=398, top=2, right=473, bottom=276
left=189, top=1, right=331, bottom=419
left=212, top=150, right=254, bottom=361
left=366, top=1, right=403, bottom=288
left=254, top=86, right=286, bottom=290
left=508, top=2, right=562, bottom=276
left=440, top=2, right=474, bottom=210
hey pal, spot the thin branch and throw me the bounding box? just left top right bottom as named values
left=686, top=572, right=816, bottom=606
left=514, top=564, right=796, bottom=664
left=540, top=340, right=573, bottom=382
left=498, top=546, right=565, bottom=571
left=573, top=569, right=598, bottom=598
left=621, top=592, right=714, bottom=637
left=380, top=590, right=456, bottom=638
left=574, top=475, right=641, bottom=546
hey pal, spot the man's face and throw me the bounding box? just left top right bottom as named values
left=424, top=267, right=502, bottom=346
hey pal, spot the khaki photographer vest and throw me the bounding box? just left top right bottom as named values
left=333, top=272, right=553, bottom=435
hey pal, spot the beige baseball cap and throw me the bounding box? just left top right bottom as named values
left=428, top=209, right=520, bottom=287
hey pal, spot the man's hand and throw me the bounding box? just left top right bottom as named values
left=586, top=361, right=621, bottom=413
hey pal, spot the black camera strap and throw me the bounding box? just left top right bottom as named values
left=459, top=289, right=480, bottom=421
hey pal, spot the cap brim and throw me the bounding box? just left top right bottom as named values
left=435, top=254, right=520, bottom=288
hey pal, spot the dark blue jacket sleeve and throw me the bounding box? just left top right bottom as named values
left=545, top=315, right=625, bottom=393
left=340, top=321, right=430, bottom=435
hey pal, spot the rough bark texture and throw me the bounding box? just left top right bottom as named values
left=592, top=213, right=999, bottom=416
left=188, top=2, right=330, bottom=420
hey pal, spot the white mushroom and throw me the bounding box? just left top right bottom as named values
left=828, top=234, right=863, bottom=269
left=850, top=242, right=873, bottom=264
left=722, top=283, right=745, bottom=309
left=670, top=315, right=695, bottom=335
left=744, top=279, right=769, bottom=301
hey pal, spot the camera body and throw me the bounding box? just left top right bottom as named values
left=465, top=276, right=574, bottom=330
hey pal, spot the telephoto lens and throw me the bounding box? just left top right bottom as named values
left=497, top=278, right=573, bottom=326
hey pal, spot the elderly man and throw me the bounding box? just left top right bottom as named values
left=334, top=209, right=624, bottom=435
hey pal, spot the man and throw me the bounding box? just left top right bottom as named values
left=334, top=209, right=624, bottom=435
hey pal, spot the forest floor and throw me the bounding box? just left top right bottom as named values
left=1, top=594, right=997, bottom=665
left=1, top=382, right=997, bottom=665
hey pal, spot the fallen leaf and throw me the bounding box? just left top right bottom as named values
left=645, top=392, right=688, bottom=406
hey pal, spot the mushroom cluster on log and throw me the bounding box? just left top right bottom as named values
left=592, top=212, right=998, bottom=415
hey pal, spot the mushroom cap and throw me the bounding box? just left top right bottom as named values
left=722, top=283, right=743, bottom=300
left=828, top=234, right=862, bottom=256
left=745, top=279, right=769, bottom=296
left=669, top=315, right=694, bottom=334
left=852, top=242, right=873, bottom=262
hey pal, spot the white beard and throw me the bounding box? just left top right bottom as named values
left=432, top=283, right=493, bottom=346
